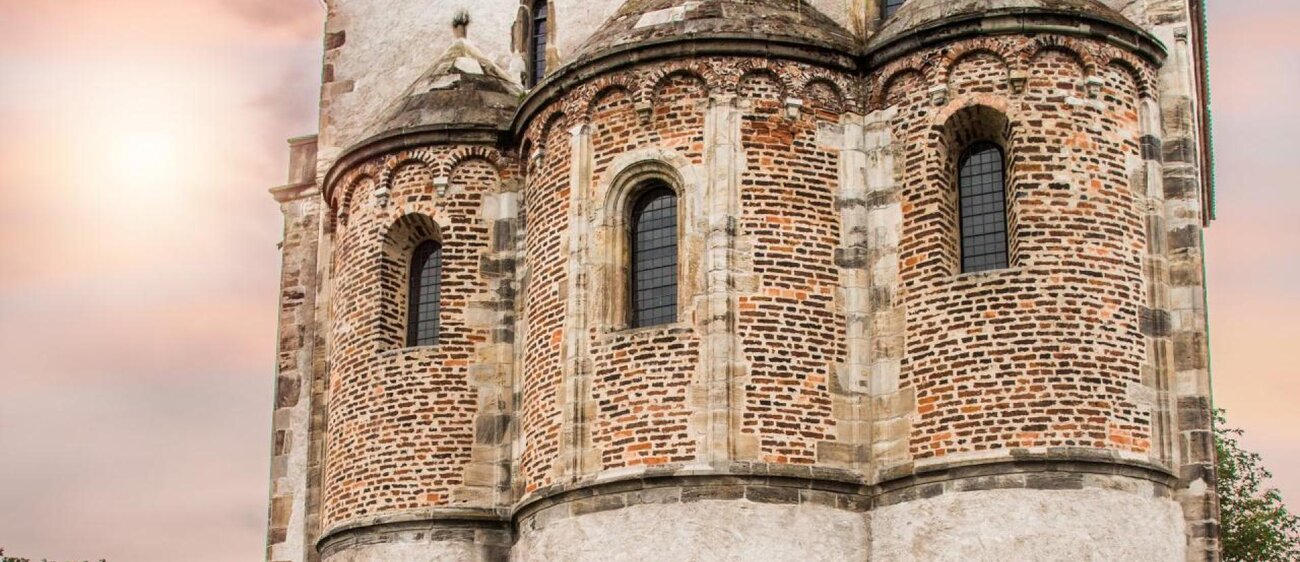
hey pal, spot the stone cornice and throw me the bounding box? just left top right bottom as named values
left=269, top=181, right=319, bottom=204
left=864, top=8, right=1167, bottom=68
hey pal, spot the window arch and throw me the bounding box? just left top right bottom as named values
left=958, top=142, right=1009, bottom=273
left=529, top=0, right=548, bottom=86
left=882, top=0, right=905, bottom=18
left=407, top=240, right=443, bottom=346
left=629, top=183, right=678, bottom=328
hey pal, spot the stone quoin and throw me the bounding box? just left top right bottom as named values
left=265, top=0, right=1218, bottom=560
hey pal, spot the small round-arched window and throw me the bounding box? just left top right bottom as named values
left=958, top=142, right=1009, bottom=273
left=629, top=184, right=678, bottom=328
left=407, top=240, right=443, bottom=346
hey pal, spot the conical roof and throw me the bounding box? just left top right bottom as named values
left=364, top=33, right=522, bottom=138
left=573, top=0, right=859, bottom=61
left=870, top=0, right=1141, bottom=51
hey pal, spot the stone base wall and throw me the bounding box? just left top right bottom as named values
left=313, top=466, right=1182, bottom=561
left=319, top=521, right=512, bottom=562
left=871, top=487, right=1186, bottom=561
left=514, top=498, right=868, bottom=562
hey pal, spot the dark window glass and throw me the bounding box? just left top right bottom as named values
left=883, top=0, right=906, bottom=18
left=407, top=240, right=442, bottom=346
left=530, top=0, right=548, bottom=86
left=630, top=185, right=678, bottom=328
left=959, top=142, right=1009, bottom=273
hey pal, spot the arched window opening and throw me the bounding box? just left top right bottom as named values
left=407, top=240, right=443, bottom=346
left=629, top=184, right=678, bottom=328
left=958, top=142, right=1009, bottom=273
left=882, top=0, right=906, bottom=18
left=529, top=0, right=548, bottom=86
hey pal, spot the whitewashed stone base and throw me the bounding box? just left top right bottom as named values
left=322, top=542, right=479, bottom=562
left=513, top=499, right=869, bottom=562
left=870, top=488, right=1186, bottom=561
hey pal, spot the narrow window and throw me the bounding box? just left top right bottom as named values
left=530, top=0, right=548, bottom=86
left=407, top=240, right=443, bottom=346
left=958, top=142, right=1010, bottom=273
left=629, top=184, right=678, bottom=328
left=882, top=0, right=906, bottom=18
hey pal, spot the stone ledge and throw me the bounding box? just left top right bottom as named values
left=315, top=456, right=1182, bottom=556
left=317, top=506, right=511, bottom=554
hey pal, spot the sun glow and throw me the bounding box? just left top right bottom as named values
left=113, top=130, right=177, bottom=185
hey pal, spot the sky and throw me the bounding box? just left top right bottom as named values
left=0, top=0, right=1296, bottom=560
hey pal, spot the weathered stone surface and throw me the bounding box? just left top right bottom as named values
left=514, top=500, right=868, bottom=562
left=870, top=488, right=1186, bottom=561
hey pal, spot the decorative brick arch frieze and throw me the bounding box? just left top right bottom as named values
left=657, top=61, right=724, bottom=96
left=1105, top=56, right=1157, bottom=100
left=1022, top=35, right=1101, bottom=77
left=443, top=145, right=509, bottom=181
left=376, top=151, right=437, bottom=200
left=575, top=74, right=639, bottom=123
left=937, top=39, right=1015, bottom=84
left=801, top=76, right=849, bottom=117
left=871, top=64, right=927, bottom=111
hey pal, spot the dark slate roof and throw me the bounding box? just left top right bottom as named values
left=870, top=0, right=1140, bottom=51
left=573, top=0, right=859, bottom=60
left=364, top=38, right=522, bottom=138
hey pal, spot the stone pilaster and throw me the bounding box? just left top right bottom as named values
left=818, top=112, right=872, bottom=470
left=558, top=123, right=597, bottom=479
left=1154, top=19, right=1219, bottom=562
left=695, top=92, right=751, bottom=463
left=859, top=107, right=912, bottom=478
left=267, top=136, right=323, bottom=562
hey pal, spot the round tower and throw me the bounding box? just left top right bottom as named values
left=317, top=19, right=523, bottom=561
left=287, top=0, right=1218, bottom=560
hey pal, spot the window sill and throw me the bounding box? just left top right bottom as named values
left=601, top=320, right=693, bottom=340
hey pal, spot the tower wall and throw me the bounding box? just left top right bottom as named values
left=318, top=142, right=520, bottom=559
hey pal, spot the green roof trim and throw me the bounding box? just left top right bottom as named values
left=1197, top=0, right=1217, bottom=223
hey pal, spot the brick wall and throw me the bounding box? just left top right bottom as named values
left=735, top=70, right=845, bottom=464
left=881, top=36, right=1157, bottom=461
left=323, top=146, right=514, bottom=529
left=520, top=117, right=572, bottom=493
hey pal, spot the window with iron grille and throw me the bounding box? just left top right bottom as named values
left=883, top=0, right=906, bottom=18
left=629, top=184, right=678, bottom=328
left=958, top=142, right=1010, bottom=273
left=530, top=0, right=548, bottom=86
left=407, top=240, right=442, bottom=346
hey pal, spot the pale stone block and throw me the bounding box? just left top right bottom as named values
left=513, top=500, right=868, bottom=562
left=870, top=488, right=1186, bottom=562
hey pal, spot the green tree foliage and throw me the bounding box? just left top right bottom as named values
left=1217, top=409, right=1300, bottom=561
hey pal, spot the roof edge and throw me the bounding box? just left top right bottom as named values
left=865, top=7, right=1167, bottom=68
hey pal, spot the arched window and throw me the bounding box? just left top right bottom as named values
left=529, top=0, right=548, bottom=86
left=882, top=0, right=905, bottom=18
left=407, top=240, right=443, bottom=346
left=629, top=184, right=678, bottom=328
left=958, top=142, right=1009, bottom=273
